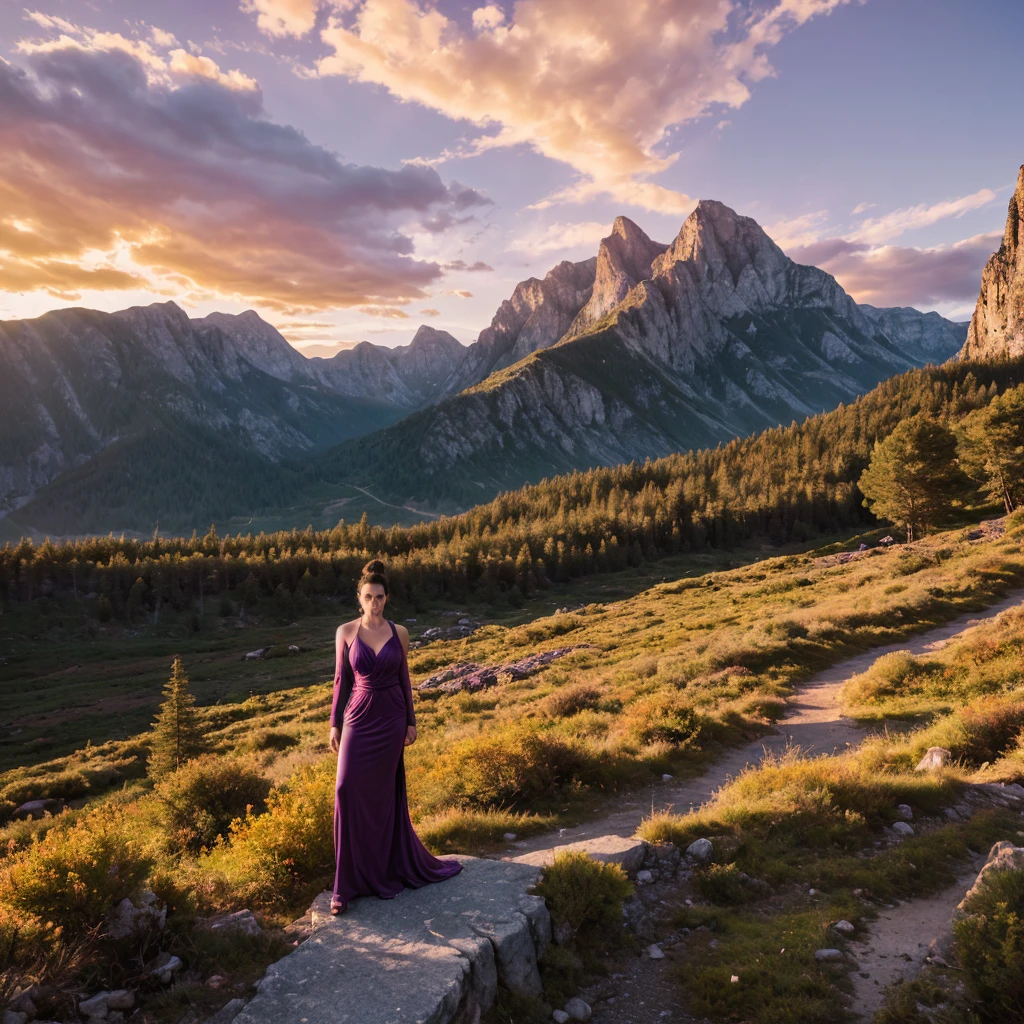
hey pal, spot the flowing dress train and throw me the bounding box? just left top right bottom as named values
left=331, top=619, right=463, bottom=902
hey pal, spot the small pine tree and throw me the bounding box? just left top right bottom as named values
left=148, top=655, right=208, bottom=779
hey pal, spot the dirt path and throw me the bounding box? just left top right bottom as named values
left=846, top=855, right=986, bottom=1019
left=495, top=590, right=1024, bottom=1024
left=501, top=589, right=1024, bottom=861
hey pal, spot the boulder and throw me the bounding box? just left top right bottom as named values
left=106, top=894, right=166, bottom=939
left=814, top=948, right=843, bottom=962
left=207, top=999, right=247, bottom=1024
left=892, top=822, right=914, bottom=836
left=564, top=997, right=592, bottom=1022
left=832, top=920, right=855, bottom=935
left=644, top=944, right=665, bottom=959
left=553, top=1012, right=570, bottom=1024
left=915, top=747, right=951, bottom=771
left=955, top=841, right=1024, bottom=920
left=205, top=910, right=262, bottom=937
left=12, top=798, right=64, bottom=820
left=512, top=834, right=648, bottom=877
left=686, top=838, right=713, bottom=864
left=896, top=804, right=913, bottom=820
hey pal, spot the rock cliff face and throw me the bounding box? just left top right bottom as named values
left=959, top=165, right=1024, bottom=361
left=313, top=201, right=967, bottom=509
left=436, top=257, right=598, bottom=397
left=312, top=326, right=467, bottom=408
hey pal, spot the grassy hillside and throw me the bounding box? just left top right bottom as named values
left=0, top=516, right=1022, bottom=1021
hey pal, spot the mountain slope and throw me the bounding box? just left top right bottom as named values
left=959, top=163, right=1024, bottom=361
left=0, top=302, right=399, bottom=524
left=306, top=201, right=967, bottom=509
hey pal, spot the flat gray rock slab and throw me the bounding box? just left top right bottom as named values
left=234, top=856, right=549, bottom=1024
left=509, top=834, right=648, bottom=877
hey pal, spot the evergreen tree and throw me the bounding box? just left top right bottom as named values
left=859, top=414, right=970, bottom=542
left=148, top=655, right=207, bottom=779
left=959, top=385, right=1024, bottom=513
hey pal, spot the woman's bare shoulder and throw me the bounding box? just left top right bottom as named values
left=336, top=619, right=360, bottom=641
left=393, top=622, right=410, bottom=643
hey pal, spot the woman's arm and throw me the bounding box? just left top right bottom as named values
left=330, top=625, right=355, bottom=731
left=397, top=625, right=416, bottom=728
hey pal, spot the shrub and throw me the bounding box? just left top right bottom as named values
left=243, top=730, right=299, bottom=753
left=156, top=755, right=271, bottom=854
left=422, top=725, right=604, bottom=812
left=845, top=650, right=924, bottom=704
left=203, top=756, right=336, bottom=905
left=533, top=850, right=633, bottom=947
left=417, top=808, right=558, bottom=854
left=1, top=807, right=151, bottom=934
left=623, top=690, right=705, bottom=747
left=694, top=863, right=756, bottom=905
left=543, top=685, right=602, bottom=719
left=954, top=863, right=1024, bottom=1023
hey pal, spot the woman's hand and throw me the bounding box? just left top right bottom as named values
left=404, top=725, right=417, bottom=747
left=329, top=726, right=341, bottom=754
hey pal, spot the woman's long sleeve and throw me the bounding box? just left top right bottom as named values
left=399, top=647, right=416, bottom=728
left=330, top=639, right=354, bottom=730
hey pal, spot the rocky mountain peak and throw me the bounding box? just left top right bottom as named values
left=567, top=218, right=668, bottom=336
left=960, top=164, right=1024, bottom=361
left=408, top=324, right=465, bottom=354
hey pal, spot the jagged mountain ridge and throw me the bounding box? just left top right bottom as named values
left=306, top=201, right=968, bottom=510
left=959, top=164, right=1024, bottom=361
left=0, top=302, right=399, bottom=516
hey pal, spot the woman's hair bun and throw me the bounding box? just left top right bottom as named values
left=362, top=558, right=388, bottom=576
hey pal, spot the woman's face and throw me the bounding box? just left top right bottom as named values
left=358, top=582, right=387, bottom=617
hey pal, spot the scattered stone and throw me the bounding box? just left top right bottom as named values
left=944, top=807, right=961, bottom=821
left=892, top=822, right=914, bottom=836
left=205, top=910, right=262, bottom=937
left=206, top=975, right=229, bottom=989
left=553, top=1012, right=570, bottom=1024
left=645, top=944, right=665, bottom=959
left=915, top=747, right=951, bottom=771
left=809, top=888, right=818, bottom=896
left=417, top=646, right=593, bottom=693
left=504, top=833, right=517, bottom=841
left=896, top=805, right=913, bottom=820
left=686, top=838, right=713, bottom=864
left=243, top=648, right=269, bottom=661
left=287, top=645, right=299, bottom=653
left=661, top=774, right=673, bottom=781
left=79, top=993, right=110, bottom=1018
left=147, top=952, right=183, bottom=985
left=11, top=798, right=64, bottom=820
left=814, top=949, right=843, bottom=962
left=458, top=618, right=471, bottom=625
left=3, top=1012, right=28, bottom=1024
left=106, top=894, right=166, bottom=939
left=564, top=997, right=592, bottom=1021
left=6, top=990, right=37, bottom=1017
left=832, top=920, right=855, bottom=935
left=103, top=991, right=133, bottom=1012
left=636, top=870, right=653, bottom=884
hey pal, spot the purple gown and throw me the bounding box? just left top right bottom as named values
left=330, top=619, right=463, bottom=903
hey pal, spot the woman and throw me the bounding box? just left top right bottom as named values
left=329, top=559, right=463, bottom=914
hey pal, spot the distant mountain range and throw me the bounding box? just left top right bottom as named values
left=2, top=199, right=974, bottom=536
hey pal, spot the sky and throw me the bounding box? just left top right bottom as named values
left=0, top=0, right=1021, bottom=354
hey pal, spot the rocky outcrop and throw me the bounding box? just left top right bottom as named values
left=437, top=258, right=598, bottom=397
left=959, top=165, right=1024, bottom=361
left=232, top=857, right=549, bottom=1024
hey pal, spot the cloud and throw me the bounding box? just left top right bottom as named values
left=449, top=289, right=473, bottom=298
left=764, top=210, right=830, bottom=249
left=310, top=0, right=849, bottom=214
left=506, top=220, right=610, bottom=254
left=850, top=201, right=875, bottom=215
left=788, top=231, right=1000, bottom=308
left=359, top=305, right=410, bottom=318
left=241, top=0, right=320, bottom=38
left=0, top=41, right=487, bottom=311
left=848, top=188, right=997, bottom=245
left=443, top=259, right=493, bottom=272
left=419, top=307, right=440, bottom=316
